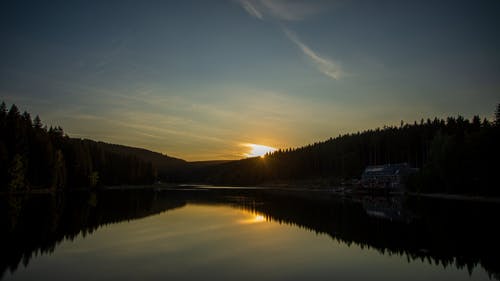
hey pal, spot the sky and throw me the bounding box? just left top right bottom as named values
left=1, top=0, right=499, bottom=160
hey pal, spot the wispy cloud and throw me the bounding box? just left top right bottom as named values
left=236, top=0, right=343, bottom=80
left=240, top=0, right=263, bottom=19
left=283, top=28, right=342, bottom=80
left=237, top=0, right=326, bottom=21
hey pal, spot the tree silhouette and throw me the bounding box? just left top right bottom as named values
left=179, top=104, right=500, bottom=196
left=33, top=115, right=42, bottom=129
left=0, top=102, right=157, bottom=191
left=2, top=101, right=499, bottom=195
left=8, top=154, right=27, bottom=192
left=0, top=102, right=7, bottom=118
left=495, top=103, right=500, bottom=126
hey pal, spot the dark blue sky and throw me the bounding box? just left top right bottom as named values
left=1, top=0, right=499, bottom=160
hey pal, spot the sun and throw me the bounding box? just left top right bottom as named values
left=243, top=143, right=276, bottom=158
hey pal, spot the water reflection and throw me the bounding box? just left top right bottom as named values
left=1, top=188, right=499, bottom=280
left=239, top=212, right=266, bottom=224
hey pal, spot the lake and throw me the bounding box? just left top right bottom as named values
left=1, top=188, right=499, bottom=281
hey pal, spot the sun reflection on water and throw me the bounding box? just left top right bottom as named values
left=239, top=212, right=267, bottom=224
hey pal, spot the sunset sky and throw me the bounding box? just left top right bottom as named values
left=1, top=0, right=499, bottom=160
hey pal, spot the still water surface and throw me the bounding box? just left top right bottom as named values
left=1, top=188, right=498, bottom=281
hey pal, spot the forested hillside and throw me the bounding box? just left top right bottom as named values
left=0, top=102, right=158, bottom=191
left=2, top=101, right=499, bottom=196
left=86, top=142, right=186, bottom=181
left=186, top=105, right=500, bottom=196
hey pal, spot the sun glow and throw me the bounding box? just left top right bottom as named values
left=254, top=215, right=265, bottom=222
left=243, top=143, right=276, bottom=158
left=239, top=213, right=267, bottom=224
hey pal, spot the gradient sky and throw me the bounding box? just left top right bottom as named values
left=1, top=0, right=499, bottom=160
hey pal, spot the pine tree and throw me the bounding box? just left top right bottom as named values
left=33, top=115, right=42, bottom=129
left=495, top=103, right=500, bottom=126
left=0, top=101, right=7, bottom=118
left=8, top=104, right=20, bottom=118
left=22, top=111, right=32, bottom=126
left=0, top=102, right=6, bottom=129
left=8, top=154, right=27, bottom=192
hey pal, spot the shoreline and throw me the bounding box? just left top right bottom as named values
left=406, top=192, right=500, bottom=203
left=2, top=184, right=500, bottom=204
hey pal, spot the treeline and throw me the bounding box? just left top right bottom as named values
left=90, top=141, right=186, bottom=181
left=0, top=102, right=157, bottom=192
left=2, top=100, right=499, bottom=195
left=187, top=105, right=500, bottom=196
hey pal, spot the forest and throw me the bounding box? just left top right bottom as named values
left=1, top=101, right=499, bottom=196
left=177, top=104, right=500, bottom=196
left=0, top=102, right=157, bottom=192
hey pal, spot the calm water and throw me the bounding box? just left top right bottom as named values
left=1, top=188, right=499, bottom=281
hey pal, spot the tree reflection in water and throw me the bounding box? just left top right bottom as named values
left=0, top=188, right=499, bottom=280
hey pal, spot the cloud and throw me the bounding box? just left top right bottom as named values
left=235, top=0, right=343, bottom=80
left=284, top=28, right=342, bottom=80
left=240, top=0, right=263, bottom=19
left=237, top=0, right=326, bottom=21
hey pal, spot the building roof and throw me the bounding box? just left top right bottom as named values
left=362, top=163, right=411, bottom=177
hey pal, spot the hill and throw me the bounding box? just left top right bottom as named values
left=86, top=141, right=187, bottom=180
left=181, top=104, right=500, bottom=196
left=2, top=100, right=499, bottom=196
